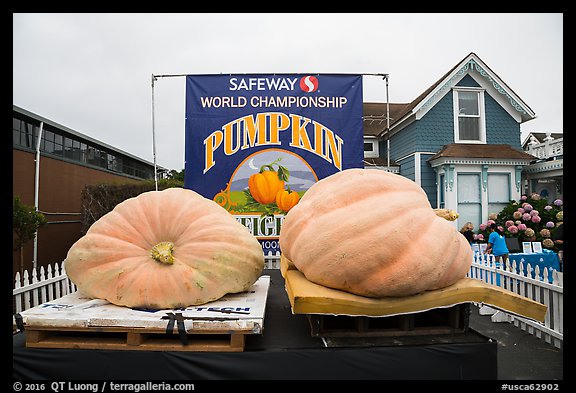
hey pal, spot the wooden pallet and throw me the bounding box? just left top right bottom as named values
left=17, top=276, right=271, bottom=352
left=24, top=325, right=248, bottom=352
left=307, top=303, right=469, bottom=338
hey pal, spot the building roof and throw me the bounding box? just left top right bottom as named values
left=428, top=143, right=536, bottom=161
left=13, top=104, right=165, bottom=170
left=363, top=102, right=410, bottom=137
left=364, top=52, right=536, bottom=138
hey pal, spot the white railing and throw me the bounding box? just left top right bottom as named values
left=525, top=137, right=563, bottom=159
left=264, top=250, right=281, bottom=269
left=13, top=262, right=77, bottom=315
left=467, top=253, right=563, bottom=348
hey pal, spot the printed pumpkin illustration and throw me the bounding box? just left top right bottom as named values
left=247, top=158, right=290, bottom=205
left=276, top=189, right=300, bottom=213
left=248, top=170, right=285, bottom=204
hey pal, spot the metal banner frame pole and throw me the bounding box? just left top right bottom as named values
left=150, top=72, right=390, bottom=190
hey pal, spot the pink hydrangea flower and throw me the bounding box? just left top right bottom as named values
left=505, top=220, right=514, bottom=227
left=531, top=215, right=541, bottom=224
left=522, top=213, right=531, bottom=221
left=517, top=223, right=527, bottom=231
left=522, top=203, right=533, bottom=212
left=517, top=207, right=525, bottom=214
left=530, top=209, right=539, bottom=216
left=520, top=195, right=528, bottom=201
left=508, top=225, right=518, bottom=234
left=544, top=205, right=552, bottom=211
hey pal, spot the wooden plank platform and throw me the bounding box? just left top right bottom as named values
left=281, top=254, right=547, bottom=323
left=16, top=275, right=270, bottom=352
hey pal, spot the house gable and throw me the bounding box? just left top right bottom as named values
left=387, top=53, right=536, bottom=138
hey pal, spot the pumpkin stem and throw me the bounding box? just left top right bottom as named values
left=150, top=241, right=175, bottom=265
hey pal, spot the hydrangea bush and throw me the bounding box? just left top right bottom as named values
left=475, top=193, right=563, bottom=251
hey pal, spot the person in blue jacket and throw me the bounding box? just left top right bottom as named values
left=484, top=223, right=509, bottom=265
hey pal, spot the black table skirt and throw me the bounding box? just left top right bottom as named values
left=13, top=270, right=497, bottom=380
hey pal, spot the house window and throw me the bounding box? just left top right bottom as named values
left=457, top=173, right=481, bottom=228
left=363, top=139, right=379, bottom=158
left=453, top=88, right=485, bottom=143
left=487, top=173, right=510, bottom=217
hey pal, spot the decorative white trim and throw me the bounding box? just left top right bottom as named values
left=420, top=56, right=531, bottom=117
left=523, top=159, right=563, bottom=174
left=395, top=151, right=437, bottom=163
left=415, top=152, right=421, bottom=186
left=429, top=157, right=532, bottom=167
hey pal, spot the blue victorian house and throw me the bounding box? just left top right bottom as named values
left=363, top=52, right=537, bottom=229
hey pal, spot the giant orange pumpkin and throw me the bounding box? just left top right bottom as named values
left=279, top=169, right=472, bottom=297
left=65, top=188, right=264, bottom=309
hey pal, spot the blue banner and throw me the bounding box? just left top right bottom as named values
left=184, top=74, right=363, bottom=238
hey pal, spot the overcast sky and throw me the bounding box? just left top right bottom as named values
left=13, top=13, right=563, bottom=172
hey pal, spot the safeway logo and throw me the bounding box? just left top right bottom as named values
left=228, top=75, right=319, bottom=92
left=299, top=76, right=319, bottom=92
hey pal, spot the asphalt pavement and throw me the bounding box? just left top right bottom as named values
left=468, top=304, right=564, bottom=381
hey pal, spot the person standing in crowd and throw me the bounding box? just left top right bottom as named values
left=484, top=223, right=509, bottom=265
left=459, top=222, right=475, bottom=244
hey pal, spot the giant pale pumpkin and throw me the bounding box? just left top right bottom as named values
left=279, top=169, right=472, bottom=297
left=65, top=188, right=264, bottom=309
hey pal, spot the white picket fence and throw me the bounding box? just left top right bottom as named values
left=13, top=262, right=77, bottom=314
left=264, top=250, right=281, bottom=269
left=12, top=251, right=562, bottom=349
left=467, top=253, right=563, bottom=349
left=12, top=252, right=282, bottom=314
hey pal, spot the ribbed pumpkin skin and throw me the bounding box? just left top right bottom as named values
left=65, top=188, right=264, bottom=309
left=279, top=169, right=472, bottom=297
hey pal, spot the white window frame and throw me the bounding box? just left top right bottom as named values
left=363, top=138, right=379, bottom=158
left=453, top=87, right=486, bottom=144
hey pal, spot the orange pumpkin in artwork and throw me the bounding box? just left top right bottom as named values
left=64, top=188, right=264, bottom=309
left=248, top=170, right=285, bottom=205
left=276, top=189, right=300, bottom=213
left=279, top=168, right=472, bottom=298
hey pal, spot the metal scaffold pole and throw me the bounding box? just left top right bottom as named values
left=151, top=74, right=158, bottom=191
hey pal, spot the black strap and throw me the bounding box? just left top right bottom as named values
left=14, top=313, right=25, bottom=331
left=162, top=312, right=188, bottom=346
